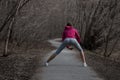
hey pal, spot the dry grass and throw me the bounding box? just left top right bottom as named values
left=85, top=50, right=120, bottom=80
left=0, top=41, right=54, bottom=80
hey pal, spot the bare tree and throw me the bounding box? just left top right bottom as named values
left=107, top=33, right=120, bottom=57
left=103, top=0, right=119, bottom=57
left=76, top=0, right=120, bottom=58
left=3, top=0, right=31, bottom=56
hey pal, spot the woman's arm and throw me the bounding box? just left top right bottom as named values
left=62, top=32, right=65, bottom=41
left=75, top=30, right=81, bottom=43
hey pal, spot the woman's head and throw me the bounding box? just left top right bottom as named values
left=67, top=23, right=72, bottom=26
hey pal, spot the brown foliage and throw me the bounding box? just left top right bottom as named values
left=0, top=0, right=120, bottom=57
left=76, top=0, right=120, bottom=57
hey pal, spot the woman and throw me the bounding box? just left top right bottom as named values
left=45, top=23, right=87, bottom=67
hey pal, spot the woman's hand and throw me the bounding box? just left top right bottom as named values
left=67, top=46, right=73, bottom=50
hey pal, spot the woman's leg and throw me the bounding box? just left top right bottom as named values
left=47, top=54, right=58, bottom=63
left=46, top=41, right=67, bottom=63
left=72, top=39, right=87, bottom=66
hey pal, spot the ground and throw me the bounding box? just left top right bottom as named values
left=0, top=39, right=120, bottom=80
left=0, top=41, right=54, bottom=80
left=31, top=38, right=104, bottom=80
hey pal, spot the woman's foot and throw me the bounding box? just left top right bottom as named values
left=45, top=62, right=49, bottom=66
left=83, top=63, right=87, bottom=67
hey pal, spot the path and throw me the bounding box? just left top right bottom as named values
left=31, top=38, right=103, bottom=80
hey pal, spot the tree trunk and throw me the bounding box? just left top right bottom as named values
left=3, top=0, right=31, bottom=56
left=3, top=0, right=22, bottom=56
left=107, top=34, right=120, bottom=57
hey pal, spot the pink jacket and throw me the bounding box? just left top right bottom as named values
left=62, top=26, right=81, bottom=43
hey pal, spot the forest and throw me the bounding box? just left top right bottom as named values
left=0, top=0, right=120, bottom=80
left=0, top=0, right=120, bottom=60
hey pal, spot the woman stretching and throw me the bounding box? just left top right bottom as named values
left=45, top=23, right=87, bottom=67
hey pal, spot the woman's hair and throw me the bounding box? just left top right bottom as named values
left=67, top=23, right=72, bottom=26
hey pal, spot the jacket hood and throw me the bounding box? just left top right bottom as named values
left=64, top=26, right=73, bottom=30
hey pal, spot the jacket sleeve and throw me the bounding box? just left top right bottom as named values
left=62, top=31, right=65, bottom=41
left=75, top=30, right=81, bottom=43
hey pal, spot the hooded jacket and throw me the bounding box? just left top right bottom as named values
left=62, top=26, right=81, bottom=43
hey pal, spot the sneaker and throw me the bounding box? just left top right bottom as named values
left=83, top=63, right=87, bottom=67
left=45, top=62, right=49, bottom=66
